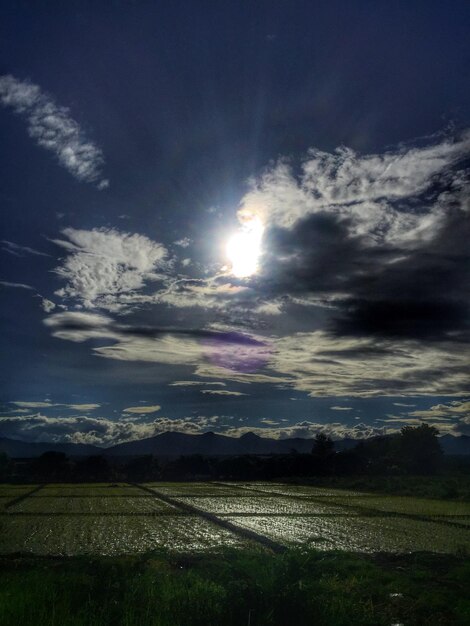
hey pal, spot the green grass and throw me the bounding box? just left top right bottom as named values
left=296, top=475, right=470, bottom=501
left=0, top=548, right=469, bottom=625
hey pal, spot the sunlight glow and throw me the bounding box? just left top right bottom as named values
left=226, top=218, right=264, bottom=278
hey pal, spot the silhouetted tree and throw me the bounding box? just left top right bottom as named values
left=125, top=455, right=161, bottom=482
left=397, top=424, right=443, bottom=474
left=0, top=452, right=10, bottom=481
left=76, top=455, right=111, bottom=481
left=31, top=451, right=70, bottom=481
left=311, top=433, right=335, bottom=458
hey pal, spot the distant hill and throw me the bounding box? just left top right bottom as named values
left=0, top=437, right=101, bottom=458
left=439, top=434, right=470, bottom=455
left=105, top=431, right=316, bottom=457
left=1, top=431, right=469, bottom=458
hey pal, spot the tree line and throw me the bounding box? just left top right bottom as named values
left=0, top=424, right=446, bottom=482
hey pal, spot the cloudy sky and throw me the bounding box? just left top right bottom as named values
left=1, top=2, right=469, bottom=446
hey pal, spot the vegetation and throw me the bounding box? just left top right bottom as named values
left=2, top=425, right=458, bottom=484
left=295, top=474, right=470, bottom=502
left=0, top=548, right=469, bottom=626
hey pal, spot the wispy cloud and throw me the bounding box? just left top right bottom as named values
left=239, top=130, right=470, bottom=236
left=0, top=74, right=108, bottom=188
left=123, top=405, right=161, bottom=414
left=1, top=240, right=51, bottom=257
left=201, top=390, right=248, bottom=396
left=0, top=280, right=34, bottom=290
left=170, top=381, right=227, bottom=387
left=11, top=401, right=100, bottom=411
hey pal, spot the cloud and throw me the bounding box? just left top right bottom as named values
left=393, top=402, right=416, bottom=407
left=41, top=298, right=56, bottom=313
left=236, top=131, right=470, bottom=342
left=377, top=401, right=470, bottom=436
left=1, top=240, right=51, bottom=257
left=223, top=421, right=392, bottom=441
left=1, top=409, right=393, bottom=446
left=330, top=406, right=353, bottom=411
left=0, top=74, right=108, bottom=187
left=44, top=311, right=272, bottom=373
left=407, top=400, right=470, bottom=419
left=67, top=404, right=101, bottom=411
left=200, top=390, right=248, bottom=396
left=271, top=331, right=470, bottom=397
left=53, top=227, right=168, bottom=310
left=12, top=401, right=57, bottom=408
left=239, top=131, right=470, bottom=233
left=174, top=237, right=191, bottom=248
left=0, top=413, right=156, bottom=446
left=122, top=405, right=161, bottom=414
left=0, top=412, right=228, bottom=445
left=0, top=280, right=34, bottom=290
left=43, top=310, right=469, bottom=398
left=170, top=381, right=227, bottom=387
left=11, top=401, right=100, bottom=411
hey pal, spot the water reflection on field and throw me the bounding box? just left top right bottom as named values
left=0, top=482, right=468, bottom=555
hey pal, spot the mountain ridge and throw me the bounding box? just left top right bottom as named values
left=1, top=431, right=469, bottom=458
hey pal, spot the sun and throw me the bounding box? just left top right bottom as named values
left=226, top=217, right=264, bottom=278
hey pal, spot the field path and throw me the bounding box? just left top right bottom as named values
left=4, top=484, right=47, bottom=511
left=132, top=483, right=286, bottom=553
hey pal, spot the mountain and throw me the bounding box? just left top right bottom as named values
left=439, top=434, right=470, bottom=455
left=0, top=437, right=101, bottom=458
left=105, top=431, right=317, bottom=457
left=1, top=432, right=469, bottom=459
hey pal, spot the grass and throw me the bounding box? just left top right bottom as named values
left=296, top=474, right=470, bottom=501
left=0, top=548, right=469, bottom=625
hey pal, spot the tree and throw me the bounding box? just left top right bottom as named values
left=31, top=451, right=70, bottom=481
left=0, top=452, right=10, bottom=481
left=397, top=424, right=443, bottom=474
left=76, top=455, right=111, bottom=481
left=311, top=433, right=335, bottom=458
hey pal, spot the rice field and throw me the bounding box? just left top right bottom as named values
left=0, top=481, right=468, bottom=556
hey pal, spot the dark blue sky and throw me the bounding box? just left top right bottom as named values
left=1, top=1, right=469, bottom=446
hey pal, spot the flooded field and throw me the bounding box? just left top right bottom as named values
left=0, top=482, right=468, bottom=556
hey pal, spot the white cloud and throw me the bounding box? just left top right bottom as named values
left=170, top=381, right=227, bottom=387
left=43, top=313, right=469, bottom=399
left=237, top=131, right=470, bottom=246
left=123, top=405, right=161, bottom=414
left=11, top=401, right=100, bottom=411
left=53, top=228, right=167, bottom=309
left=270, top=331, right=470, bottom=397
left=200, top=390, right=248, bottom=396
left=3, top=412, right=391, bottom=445
left=0, top=280, right=34, bottom=290
left=67, top=404, right=101, bottom=411
left=174, top=237, right=191, bottom=248
left=41, top=298, right=56, bottom=313
left=0, top=412, right=234, bottom=445
left=330, top=406, right=353, bottom=411
left=223, top=421, right=392, bottom=441
left=12, top=401, right=56, bottom=408
left=1, top=240, right=51, bottom=257
left=408, top=400, right=470, bottom=419
left=0, top=74, right=108, bottom=187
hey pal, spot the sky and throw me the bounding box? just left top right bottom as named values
left=0, top=1, right=469, bottom=447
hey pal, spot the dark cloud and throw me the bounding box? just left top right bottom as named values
left=253, top=197, right=470, bottom=342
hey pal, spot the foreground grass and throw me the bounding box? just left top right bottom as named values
left=0, top=548, right=469, bottom=625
